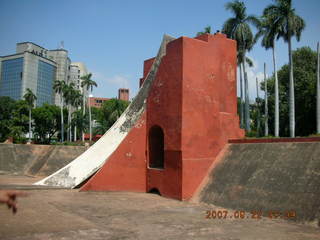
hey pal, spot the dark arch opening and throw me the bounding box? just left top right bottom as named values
left=148, top=125, right=164, bottom=169
left=148, top=188, right=161, bottom=195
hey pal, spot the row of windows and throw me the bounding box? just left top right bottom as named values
left=67, top=66, right=80, bottom=74
left=0, top=58, right=24, bottom=100
left=36, top=60, right=56, bottom=106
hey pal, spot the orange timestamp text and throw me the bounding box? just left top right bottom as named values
left=205, top=210, right=297, bottom=220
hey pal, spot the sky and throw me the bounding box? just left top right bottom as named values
left=1, top=0, right=319, bottom=101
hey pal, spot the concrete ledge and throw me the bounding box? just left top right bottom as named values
left=229, top=137, right=320, bottom=144
left=200, top=142, right=320, bottom=225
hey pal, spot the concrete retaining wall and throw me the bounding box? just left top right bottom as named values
left=0, top=144, right=86, bottom=176
left=199, top=142, right=320, bottom=225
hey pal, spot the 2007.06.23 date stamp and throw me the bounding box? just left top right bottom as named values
left=205, top=210, right=297, bottom=220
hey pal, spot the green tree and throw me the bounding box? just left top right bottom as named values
left=71, top=109, right=88, bottom=141
left=32, top=104, right=61, bottom=143
left=262, top=47, right=317, bottom=137
left=196, top=26, right=212, bottom=36
left=53, top=80, right=67, bottom=142
left=23, top=88, right=37, bottom=142
left=264, top=0, right=305, bottom=137
left=0, top=97, right=16, bottom=142
left=95, top=99, right=129, bottom=134
left=0, top=97, right=29, bottom=143
left=222, top=0, right=259, bottom=131
left=81, top=73, right=97, bottom=141
left=317, top=42, right=320, bottom=134
left=11, top=100, right=29, bottom=140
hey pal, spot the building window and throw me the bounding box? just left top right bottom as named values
left=0, top=57, right=24, bottom=100
left=148, top=125, right=164, bottom=169
left=37, top=60, right=56, bottom=106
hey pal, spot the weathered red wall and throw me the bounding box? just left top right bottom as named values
left=146, top=38, right=184, bottom=199
left=146, top=33, right=243, bottom=200
left=139, top=57, right=155, bottom=87
left=180, top=34, right=243, bottom=199
left=81, top=33, right=244, bottom=200
left=81, top=113, right=147, bottom=192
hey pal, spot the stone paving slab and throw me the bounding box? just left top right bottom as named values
left=0, top=187, right=319, bottom=240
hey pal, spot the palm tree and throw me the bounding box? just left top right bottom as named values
left=81, top=73, right=97, bottom=141
left=264, top=63, right=268, bottom=136
left=197, top=26, right=212, bottom=36
left=23, top=88, right=37, bottom=143
left=53, top=80, right=66, bottom=142
left=63, top=82, right=76, bottom=142
left=264, top=0, right=305, bottom=137
left=70, top=90, right=83, bottom=141
left=222, top=0, right=259, bottom=131
left=237, top=51, right=253, bottom=128
left=255, top=12, right=281, bottom=137
left=256, top=77, right=261, bottom=136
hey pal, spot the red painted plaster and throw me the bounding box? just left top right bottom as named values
left=140, top=57, right=155, bottom=87
left=81, top=33, right=244, bottom=200
left=81, top=113, right=147, bottom=192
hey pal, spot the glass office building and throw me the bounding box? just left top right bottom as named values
left=0, top=58, right=24, bottom=100
left=0, top=42, right=87, bottom=107
left=37, top=60, right=56, bottom=105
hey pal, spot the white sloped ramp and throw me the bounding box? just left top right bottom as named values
left=34, top=35, right=175, bottom=188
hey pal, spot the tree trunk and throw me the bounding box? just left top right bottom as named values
left=288, top=36, right=295, bottom=137
left=67, top=106, right=69, bottom=142
left=256, top=77, right=260, bottom=136
left=88, top=95, right=92, bottom=142
left=61, top=96, right=64, bottom=142
left=264, top=63, right=268, bottom=136
left=239, top=64, right=244, bottom=128
left=317, top=42, right=320, bottom=134
left=273, top=41, right=279, bottom=137
left=242, top=56, right=250, bottom=131
left=28, top=108, right=32, bottom=142
left=82, top=93, right=86, bottom=142
left=74, top=126, right=77, bottom=141
left=68, top=105, right=71, bottom=142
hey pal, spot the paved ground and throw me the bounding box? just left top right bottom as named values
left=0, top=175, right=319, bottom=240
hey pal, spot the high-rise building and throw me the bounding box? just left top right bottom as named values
left=0, top=42, right=88, bottom=106
left=0, top=42, right=57, bottom=106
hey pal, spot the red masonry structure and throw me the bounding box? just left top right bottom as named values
left=81, top=33, right=244, bottom=200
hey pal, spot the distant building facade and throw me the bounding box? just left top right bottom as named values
left=0, top=42, right=88, bottom=106
left=88, top=97, right=110, bottom=108
left=69, top=62, right=88, bottom=96
left=88, top=88, right=129, bottom=108
left=118, top=88, right=129, bottom=101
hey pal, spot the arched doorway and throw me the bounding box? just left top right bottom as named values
left=148, top=125, right=164, bottom=169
